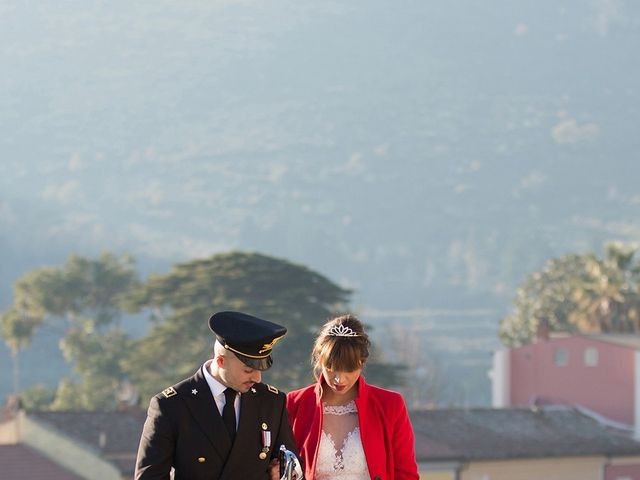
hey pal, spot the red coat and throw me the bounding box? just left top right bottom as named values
left=286, top=376, right=419, bottom=480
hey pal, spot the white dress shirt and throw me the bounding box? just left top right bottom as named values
left=202, top=359, right=240, bottom=428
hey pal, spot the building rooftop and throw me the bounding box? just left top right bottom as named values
left=0, top=444, right=84, bottom=480
left=28, top=410, right=147, bottom=476
left=586, top=334, right=640, bottom=350
left=410, top=406, right=640, bottom=462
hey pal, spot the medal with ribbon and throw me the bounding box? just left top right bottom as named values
left=259, top=422, right=271, bottom=460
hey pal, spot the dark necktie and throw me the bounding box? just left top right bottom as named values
left=222, top=387, right=237, bottom=441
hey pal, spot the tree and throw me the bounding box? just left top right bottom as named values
left=0, top=307, right=41, bottom=395
left=19, top=384, right=56, bottom=411
left=382, top=322, right=445, bottom=407
left=499, top=242, right=640, bottom=346
left=0, top=252, right=139, bottom=409
left=123, top=252, right=354, bottom=401
left=3, top=250, right=404, bottom=409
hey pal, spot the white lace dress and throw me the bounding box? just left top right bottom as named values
left=315, top=400, right=369, bottom=480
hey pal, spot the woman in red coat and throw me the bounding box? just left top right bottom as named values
left=286, top=314, right=419, bottom=480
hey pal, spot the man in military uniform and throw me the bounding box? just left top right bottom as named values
left=135, top=311, right=297, bottom=480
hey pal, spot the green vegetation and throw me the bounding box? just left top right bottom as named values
left=1, top=251, right=403, bottom=410
left=1, top=252, right=138, bottom=409
left=499, top=242, right=640, bottom=346
left=121, top=251, right=353, bottom=401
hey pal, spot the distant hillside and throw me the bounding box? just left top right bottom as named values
left=1, top=0, right=639, bottom=405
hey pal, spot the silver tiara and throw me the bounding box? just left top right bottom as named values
left=327, top=324, right=360, bottom=337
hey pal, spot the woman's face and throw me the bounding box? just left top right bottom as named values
left=321, top=364, right=362, bottom=396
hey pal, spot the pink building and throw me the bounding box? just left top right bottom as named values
left=491, top=332, right=640, bottom=480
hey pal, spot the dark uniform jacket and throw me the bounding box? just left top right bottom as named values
left=135, top=366, right=297, bottom=480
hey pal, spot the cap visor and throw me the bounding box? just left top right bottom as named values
left=236, top=353, right=273, bottom=371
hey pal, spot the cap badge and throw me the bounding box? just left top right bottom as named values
left=258, top=335, right=284, bottom=354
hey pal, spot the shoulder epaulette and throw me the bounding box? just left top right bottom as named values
left=162, top=386, right=177, bottom=398
left=266, top=384, right=279, bottom=394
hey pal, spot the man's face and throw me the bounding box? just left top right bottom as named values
left=218, top=352, right=262, bottom=393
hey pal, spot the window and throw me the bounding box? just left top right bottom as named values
left=554, top=347, right=568, bottom=366
left=584, top=347, right=599, bottom=367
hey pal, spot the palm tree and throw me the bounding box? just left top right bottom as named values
left=1, top=307, right=39, bottom=395
left=571, top=243, right=640, bottom=333
left=499, top=242, right=640, bottom=345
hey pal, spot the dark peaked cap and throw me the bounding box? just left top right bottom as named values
left=209, top=311, right=287, bottom=370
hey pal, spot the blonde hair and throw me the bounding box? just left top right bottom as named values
left=312, top=314, right=370, bottom=377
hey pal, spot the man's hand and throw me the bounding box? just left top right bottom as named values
left=268, top=458, right=280, bottom=480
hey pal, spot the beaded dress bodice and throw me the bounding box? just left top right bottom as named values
left=315, top=400, right=369, bottom=480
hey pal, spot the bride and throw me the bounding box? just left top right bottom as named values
left=286, top=315, right=419, bottom=480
